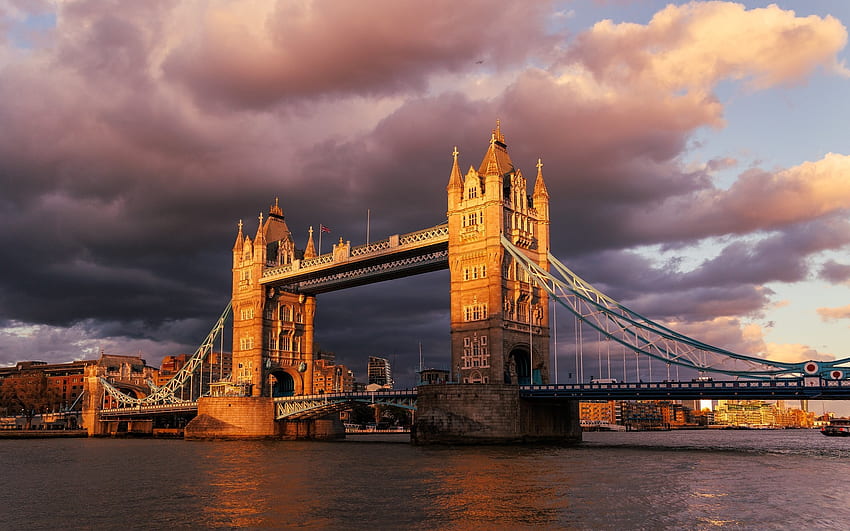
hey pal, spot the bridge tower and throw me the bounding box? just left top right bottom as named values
left=446, top=123, right=551, bottom=386
left=231, top=200, right=316, bottom=398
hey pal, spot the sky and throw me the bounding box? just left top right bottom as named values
left=1, top=0, right=849, bottom=411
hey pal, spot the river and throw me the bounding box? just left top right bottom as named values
left=1, top=429, right=848, bottom=529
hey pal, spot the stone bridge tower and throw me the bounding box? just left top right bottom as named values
left=231, top=200, right=316, bottom=398
left=446, top=123, right=551, bottom=385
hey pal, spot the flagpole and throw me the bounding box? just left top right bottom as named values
left=318, top=224, right=322, bottom=255
left=366, top=209, right=371, bottom=245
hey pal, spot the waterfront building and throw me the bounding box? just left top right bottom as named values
left=312, top=359, right=355, bottom=393
left=579, top=400, right=618, bottom=429
left=713, top=400, right=814, bottom=428
left=1, top=354, right=160, bottom=412
left=0, top=360, right=95, bottom=412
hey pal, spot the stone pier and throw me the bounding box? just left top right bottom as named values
left=412, top=384, right=581, bottom=445
left=184, top=396, right=344, bottom=440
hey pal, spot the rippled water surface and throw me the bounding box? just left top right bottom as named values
left=2, top=430, right=849, bottom=529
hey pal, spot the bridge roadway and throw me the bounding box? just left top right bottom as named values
left=261, top=224, right=449, bottom=294
left=521, top=378, right=850, bottom=400
left=98, top=378, right=850, bottom=418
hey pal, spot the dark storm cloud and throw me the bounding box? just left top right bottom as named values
left=163, top=0, right=558, bottom=109
left=0, top=1, right=847, bottom=372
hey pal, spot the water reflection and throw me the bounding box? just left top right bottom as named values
left=189, top=441, right=334, bottom=527
left=3, top=431, right=850, bottom=529
left=417, top=448, right=565, bottom=528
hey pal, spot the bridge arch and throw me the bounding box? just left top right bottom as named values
left=269, top=369, right=298, bottom=397
left=506, top=346, right=531, bottom=385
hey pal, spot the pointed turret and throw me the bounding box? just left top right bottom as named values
left=447, top=146, right=463, bottom=190
left=254, top=212, right=266, bottom=245
left=478, top=120, right=514, bottom=177
left=232, top=219, right=244, bottom=252
left=533, top=158, right=549, bottom=199
left=304, top=226, right=317, bottom=259
left=447, top=147, right=464, bottom=211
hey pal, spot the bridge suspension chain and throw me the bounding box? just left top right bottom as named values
left=101, top=301, right=232, bottom=407
left=502, top=235, right=849, bottom=379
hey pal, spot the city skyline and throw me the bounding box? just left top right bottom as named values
left=0, top=2, right=848, bottom=409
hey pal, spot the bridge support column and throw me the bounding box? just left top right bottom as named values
left=279, top=415, right=345, bottom=441
left=412, top=384, right=581, bottom=445
left=185, top=397, right=280, bottom=439
left=82, top=373, right=106, bottom=437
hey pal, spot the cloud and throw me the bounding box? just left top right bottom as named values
left=567, top=2, right=849, bottom=94
left=0, top=1, right=848, bottom=383
left=820, top=260, right=850, bottom=284
left=818, top=305, right=850, bottom=322
left=162, top=0, right=559, bottom=109
left=661, top=318, right=835, bottom=364
left=0, top=318, right=203, bottom=367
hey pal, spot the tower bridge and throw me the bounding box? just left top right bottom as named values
left=84, top=123, right=850, bottom=442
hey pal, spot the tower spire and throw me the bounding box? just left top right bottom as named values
left=447, top=146, right=463, bottom=190
left=254, top=212, right=266, bottom=243
left=533, top=157, right=549, bottom=198
left=232, top=219, right=244, bottom=252
left=304, top=226, right=317, bottom=259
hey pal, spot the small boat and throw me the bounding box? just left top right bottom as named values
left=821, top=418, right=850, bottom=436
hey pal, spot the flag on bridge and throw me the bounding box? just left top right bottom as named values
left=320, top=224, right=331, bottom=233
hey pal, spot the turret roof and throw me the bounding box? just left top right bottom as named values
left=477, top=121, right=514, bottom=176
left=533, top=158, right=549, bottom=198
left=446, top=146, right=463, bottom=190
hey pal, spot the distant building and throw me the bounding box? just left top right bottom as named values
left=92, top=354, right=158, bottom=408
left=579, top=400, right=618, bottom=429
left=367, top=356, right=393, bottom=388
left=0, top=360, right=95, bottom=411
left=1, top=354, right=161, bottom=412
left=714, top=400, right=814, bottom=428
left=312, top=359, right=355, bottom=393
left=419, top=368, right=451, bottom=385
left=157, top=351, right=232, bottom=398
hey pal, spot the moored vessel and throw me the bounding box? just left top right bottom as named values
left=821, top=418, right=850, bottom=436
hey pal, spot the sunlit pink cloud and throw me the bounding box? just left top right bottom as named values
left=818, top=305, right=850, bottom=322
left=163, top=0, right=558, bottom=108
left=664, top=317, right=835, bottom=363
left=567, top=1, right=848, bottom=94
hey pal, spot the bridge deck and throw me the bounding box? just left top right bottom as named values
left=261, top=224, right=448, bottom=293
left=96, top=379, right=850, bottom=418
left=521, top=379, right=850, bottom=400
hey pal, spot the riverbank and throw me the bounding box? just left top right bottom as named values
left=0, top=430, right=88, bottom=439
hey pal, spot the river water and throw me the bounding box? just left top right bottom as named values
left=2, top=429, right=848, bottom=530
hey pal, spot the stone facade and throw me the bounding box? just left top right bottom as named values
left=231, top=200, right=316, bottom=397
left=446, top=123, right=551, bottom=385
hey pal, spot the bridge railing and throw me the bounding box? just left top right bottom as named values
left=99, top=401, right=199, bottom=416
left=521, top=378, right=850, bottom=399
left=273, top=389, right=417, bottom=403
left=262, top=224, right=448, bottom=280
